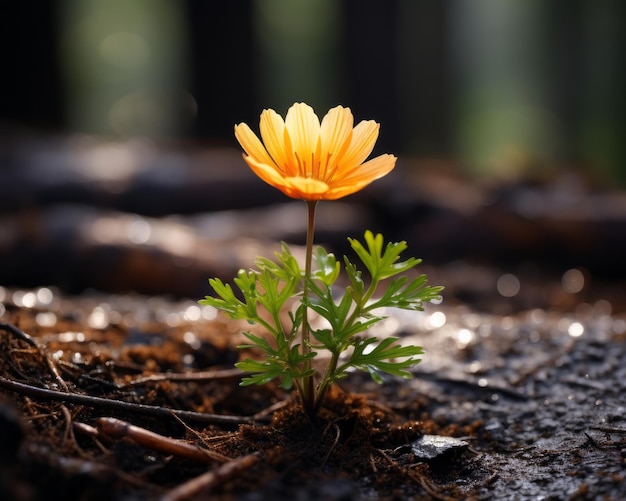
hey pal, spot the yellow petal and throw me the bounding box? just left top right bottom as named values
left=323, top=155, right=396, bottom=200
left=259, top=109, right=294, bottom=175
left=284, top=103, right=321, bottom=177
left=234, top=123, right=277, bottom=169
left=323, top=179, right=375, bottom=199
left=341, top=154, right=397, bottom=184
left=318, top=106, right=354, bottom=179
left=241, top=154, right=288, bottom=190
left=334, top=120, right=380, bottom=173
left=283, top=176, right=329, bottom=200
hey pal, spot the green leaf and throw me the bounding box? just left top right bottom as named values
left=337, top=336, right=424, bottom=383
left=200, top=277, right=252, bottom=320
left=305, top=279, right=356, bottom=339
left=309, top=328, right=336, bottom=351
left=256, top=242, right=302, bottom=282
left=287, top=303, right=306, bottom=339
left=343, top=257, right=365, bottom=304
left=313, top=247, right=341, bottom=286
left=366, top=275, right=444, bottom=312
left=348, top=230, right=422, bottom=281
left=235, top=358, right=285, bottom=386
left=236, top=332, right=280, bottom=357
left=256, top=268, right=298, bottom=319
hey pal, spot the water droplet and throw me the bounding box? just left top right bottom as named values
left=36, top=287, right=54, bottom=305
left=613, top=319, right=626, bottom=335
left=36, top=312, right=57, bottom=327
left=13, top=291, right=37, bottom=308
left=183, top=331, right=200, bottom=349
left=201, top=306, right=217, bottom=321
left=568, top=322, right=584, bottom=337
left=427, top=311, right=446, bottom=329
left=456, top=328, right=475, bottom=348
left=497, top=274, right=520, bottom=297
left=87, top=307, right=109, bottom=329
left=127, top=217, right=151, bottom=244
left=528, top=308, right=546, bottom=324
left=562, top=268, right=585, bottom=294
left=58, top=332, right=86, bottom=343
left=165, top=312, right=181, bottom=327
left=468, top=361, right=483, bottom=373
left=183, top=305, right=201, bottom=322
left=500, top=316, right=514, bottom=330
left=593, top=299, right=612, bottom=316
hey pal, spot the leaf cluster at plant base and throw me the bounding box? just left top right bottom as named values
left=200, top=230, right=443, bottom=408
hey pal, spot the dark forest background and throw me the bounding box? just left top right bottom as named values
left=1, top=0, right=624, bottom=185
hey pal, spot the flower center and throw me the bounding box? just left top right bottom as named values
left=294, top=151, right=321, bottom=179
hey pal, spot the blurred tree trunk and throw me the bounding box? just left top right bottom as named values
left=0, top=3, right=64, bottom=130
left=341, top=0, right=399, bottom=153
left=578, top=0, right=625, bottom=184
left=396, top=0, right=452, bottom=156
left=185, top=1, right=257, bottom=141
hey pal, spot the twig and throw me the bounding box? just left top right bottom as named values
left=0, top=321, right=39, bottom=348
left=60, top=405, right=74, bottom=444
left=406, top=465, right=458, bottom=501
left=120, top=368, right=243, bottom=387
left=322, top=422, right=341, bottom=466
left=0, top=376, right=269, bottom=425
left=37, top=448, right=152, bottom=490
left=589, top=426, right=626, bottom=435
left=160, top=452, right=261, bottom=501
left=95, top=417, right=231, bottom=463
left=169, top=411, right=234, bottom=451
left=0, top=321, right=68, bottom=391
left=73, top=421, right=110, bottom=454
left=252, top=399, right=290, bottom=420
left=584, top=432, right=601, bottom=449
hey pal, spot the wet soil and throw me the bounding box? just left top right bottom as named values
left=1, top=279, right=625, bottom=501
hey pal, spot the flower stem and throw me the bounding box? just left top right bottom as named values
left=300, top=200, right=317, bottom=417
left=313, top=351, right=339, bottom=415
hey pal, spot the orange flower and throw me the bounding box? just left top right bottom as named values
left=234, top=103, right=396, bottom=201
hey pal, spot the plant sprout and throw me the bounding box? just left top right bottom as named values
left=200, top=103, right=442, bottom=419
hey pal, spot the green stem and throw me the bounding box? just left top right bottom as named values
left=254, top=316, right=282, bottom=339
left=364, top=278, right=380, bottom=303
left=312, top=351, right=339, bottom=415
left=346, top=278, right=379, bottom=327
left=300, top=200, right=317, bottom=417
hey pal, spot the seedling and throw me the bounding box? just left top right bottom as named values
left=200, top=103, right=442, bottom=418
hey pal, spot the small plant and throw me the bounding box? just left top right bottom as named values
left=199, top=103, right=442, bottom=418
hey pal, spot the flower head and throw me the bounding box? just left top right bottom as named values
left=234, top=103, right=396, bottom=201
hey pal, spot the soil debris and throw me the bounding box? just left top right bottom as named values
left=1, top=283, right=626, bottom=500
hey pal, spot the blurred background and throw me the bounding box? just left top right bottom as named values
left=0, top=0, right=625, bottom=312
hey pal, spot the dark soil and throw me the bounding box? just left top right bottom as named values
left=1, top=279, right=625, bottom=500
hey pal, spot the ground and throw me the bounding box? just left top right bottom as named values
left=1, top=141, right=625, bottom=499
left=1, top=271, right=625, bottom=500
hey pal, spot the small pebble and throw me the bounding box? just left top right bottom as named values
left=410, top=434, right=468, bottom=462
